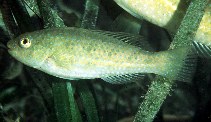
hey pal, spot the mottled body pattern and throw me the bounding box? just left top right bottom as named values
left=8, top=27, right=194, bottom=82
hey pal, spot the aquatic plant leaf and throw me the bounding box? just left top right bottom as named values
left=0, top=103, right=3, bottom=121
left=37, top=0, right=65, bottom=28
left=10, top=0, right=34, bottom=33
left=27, top=68, right=53, bottom=109
left=66, top=82, right=83, bottom=122
left=78, top=0, right=101, bottom=121
left=1, top=59, right=23, bottom=80
left=81, top=0, right=100, bottom=29
left=0, top=13, right=7, bottom=31
left=134, top=76, right=172, bottom=122
left=134, top=0, right=209, bottom=122
left=170, top=0, right=209, bottom=49
left=23, top=0, right=40, bottom=16
left=52, top=80, right=72, bottom=122
left=78, top=0, right=100, bottom=121
left=0, top=0, right=19, bottom=37
left=52, top=80, right=82, bottom=122
left=35, top=0, right=82, bottom=121
left=77, top=81, right=99, bottom=122
left=0, top=1, right=24, bottom=81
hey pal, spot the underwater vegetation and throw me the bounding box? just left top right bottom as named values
left=0, top=0, right=211, bottom=122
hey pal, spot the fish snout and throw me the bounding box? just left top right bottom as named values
left=7, top=41, right=14, bottom=50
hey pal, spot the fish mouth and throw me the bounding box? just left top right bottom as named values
left=7, top=41, right=16, bottom=54
left=7, top=41, right=12, bottom=50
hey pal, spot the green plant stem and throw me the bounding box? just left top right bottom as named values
left=170, top=0, right=209, bottom=49
left=23, top=0, right=40, bottom=17
left=52, top=80, right=82, bottom=122
left=10, top=0, right=34, bottom=33
left=37, top=0, right=65, bottom=28
left=37, top=0, right=83, bottom=122
left=81, top=0, right=100, bottom=29
left=134, top=76, right=172, bottom=122
left=66, top=82, right=83, bottom=122
left=78, top=0, right=100, bottom=121
left=134, top=0, right=209, bottom=122
left=52, top=81, right=72, bottom=122
left=0, top=0, right=19, bottom=38
left=77, top=81, right=99, bottom=122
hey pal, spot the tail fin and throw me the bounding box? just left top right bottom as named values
left=159, top=47, right=198, bottom=82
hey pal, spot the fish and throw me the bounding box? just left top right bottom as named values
left=114, top=0, right=190, bottom=33
left=114, top=0, right=211, bottom=57
left=7, top=27, right=196, bottom=83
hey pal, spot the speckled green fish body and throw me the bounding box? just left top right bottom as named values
left=7, top=27, right=195, bottom=83
left=115, top=0, right=211, bottom=57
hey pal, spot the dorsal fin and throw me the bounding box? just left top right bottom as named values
left=91, top=30, right=154, bottom=51
left=101, top=73, right=145, bottom=84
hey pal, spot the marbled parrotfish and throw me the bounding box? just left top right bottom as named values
left=7, top=27, right=196, bottom=83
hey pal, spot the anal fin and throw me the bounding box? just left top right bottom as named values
left=101, top=73, right=145, bottom=84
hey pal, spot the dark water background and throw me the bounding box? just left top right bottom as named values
left=0, top=0, right=210, bottom=122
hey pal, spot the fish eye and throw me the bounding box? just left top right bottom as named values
left=19, top=38, right=31, bottom=48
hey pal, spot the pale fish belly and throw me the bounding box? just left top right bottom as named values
left=39, top=55, right=147, bottom=80
left=114, top=0, right=182, bottom=27
left=190, top=3, right=211, bottom=57
left=195, top=4, right=211, bottom=47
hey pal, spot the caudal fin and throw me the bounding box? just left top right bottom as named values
left=161, top=47, right=198, bottom=82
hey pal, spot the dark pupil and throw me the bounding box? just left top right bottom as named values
left=23, top=39, right=28, bottom=44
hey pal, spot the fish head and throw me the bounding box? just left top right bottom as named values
left=7, top=31, right=54, bottom=69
